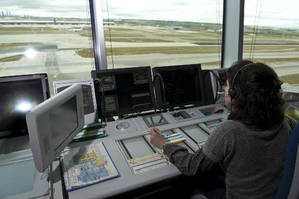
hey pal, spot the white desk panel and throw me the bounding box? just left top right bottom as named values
left=63, top=104, right=228, bottom=199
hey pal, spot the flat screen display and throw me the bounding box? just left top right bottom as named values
left=153, top=64, right=203, bottom=108
left=91, top=66, right=154, bottom=117
left=0, top=77, right=47, bottom=138
left=49, top=96, right=78, bottom=150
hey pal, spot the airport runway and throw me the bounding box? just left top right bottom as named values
left=1, top=49, right=298, bottom=76
left=1, top=32, right=299, bottom=82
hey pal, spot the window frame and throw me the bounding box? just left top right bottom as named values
left=92, top=0, right=231, bottom=70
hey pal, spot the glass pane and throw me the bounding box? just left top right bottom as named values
left=244, top=0, right=299, bottom=88
left=121, top=136, right=154, bottom=158
left=181, top=125, right=208, bottom=144
left=102, top=0, right=223, bottom=69
left=142, top=114, right=168, bottom=127
left=0, top=1, right=96, bottom=94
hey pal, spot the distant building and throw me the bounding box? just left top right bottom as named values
left=173, top=26, right=183, bottom=30
left=103, top=22, right=116, bottom=26
left=207, top=29, right=216, bottom=32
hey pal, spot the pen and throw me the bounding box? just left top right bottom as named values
left=151, top=127, right=162, bottom=135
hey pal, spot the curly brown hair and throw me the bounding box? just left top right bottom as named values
left=226, top=60, right=285, bottom=130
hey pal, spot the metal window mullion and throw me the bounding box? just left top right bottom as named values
left=90, top=0, right=107, bottom=70
left=222, top=0, right=245, bottom=68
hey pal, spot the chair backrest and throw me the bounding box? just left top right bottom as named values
left=274, top=123, right=299, bottom=199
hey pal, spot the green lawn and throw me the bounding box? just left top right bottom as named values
left=0, top=42, right=42, bottom=50
left=0, top=55, right=23, bottom=62
left=280, top=74, right=299, bottom=84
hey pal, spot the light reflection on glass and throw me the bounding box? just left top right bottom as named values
left=15, top=100, right=33, bottom=112
left=24, top=48, right=37, bottom=59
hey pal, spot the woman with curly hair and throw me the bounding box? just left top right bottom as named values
left=150, top=60, right=296, bottom=199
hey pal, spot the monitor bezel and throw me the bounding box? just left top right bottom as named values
left=91, top=66, right=155, bottom=117
left=26, top=84, right=84, bottom=172
left=0, top=73, right=50, bottom=137
left=152, top=64, right=205, bottom=109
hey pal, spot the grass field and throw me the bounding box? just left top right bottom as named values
left=0, top=54, right=23, bottom=62
left=280, top=74, right=299, bottom=84
left=0, top=42, right=42, bottom=50
left=74, top=45, right=299, bottom=59
left=0, top=27, right=58, bottom=34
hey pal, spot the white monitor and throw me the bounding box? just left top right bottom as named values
left=26, top=84, right=84, bottom=172
left=53, top=79, right=97, bottom=125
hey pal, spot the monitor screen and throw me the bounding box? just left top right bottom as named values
left=49, top=96, right=78, bottom=150
left=0, top=74, right=49, bottom=138
left=153, top=64, right=204, bottom=108
left=91, top=66, right=155, bottom=117
left=26, top=84, right=84, bottom=172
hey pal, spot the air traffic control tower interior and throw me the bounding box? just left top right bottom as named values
left=1, top=1, right=299, bottom=199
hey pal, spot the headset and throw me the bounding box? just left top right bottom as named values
left=229, top=63, right=253, bottom=99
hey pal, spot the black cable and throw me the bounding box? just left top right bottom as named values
left=153, top=73, right=167, bottom=111
left=105, top=0, right=115, bottom=68
left=152, top=76, right=158, bottom=113
left=59, top=157, right=69, bottom=199
left=210, top=70, right=221, bottom=103
left=95, top=78, right=107, bottom=123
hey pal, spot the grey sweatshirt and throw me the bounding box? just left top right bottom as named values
left=163, top=117, right=296, bottom=199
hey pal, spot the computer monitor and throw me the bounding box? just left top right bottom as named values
left=152, top=64, right=207, bottom=109
left=53, top=79, right=97, bottom=125
left=0, top=74, right=49, bottom=138
left=26, top=84, right=84, bottom=172
left=91, top=66, right=155, bottom=118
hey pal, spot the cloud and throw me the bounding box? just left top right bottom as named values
left=1, top=0, right=299, bottom=28
left=244, top=0, right=299, bottom=28
left=0, top=0, right=223, bottom=22
left=0, top=0, right=88, bottom=18
left=102, top=0, right=223, bottom=23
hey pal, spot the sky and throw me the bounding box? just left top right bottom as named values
left=1, top=0, right=299, bottom=29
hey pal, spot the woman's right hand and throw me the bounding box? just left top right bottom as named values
left=150, top=128, right=166, bottom=149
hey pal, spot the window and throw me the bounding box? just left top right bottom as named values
left=0, top=1, right=95, bottom=93
left=101, top=0, right=223, bottom=69
left=244, top=0, right=299, bottom=88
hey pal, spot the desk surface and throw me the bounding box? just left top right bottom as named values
left=62, top=104, right=228, bottom=199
